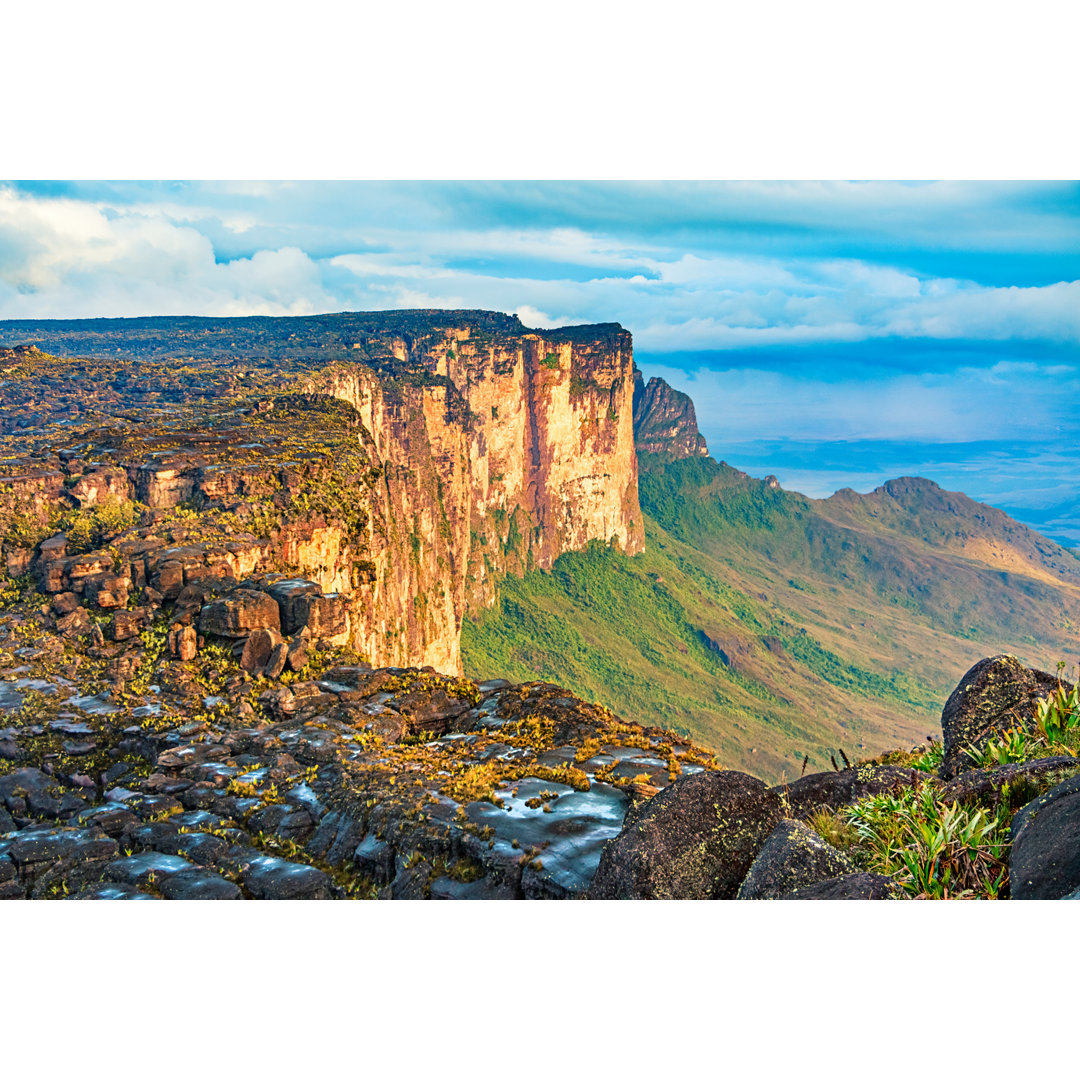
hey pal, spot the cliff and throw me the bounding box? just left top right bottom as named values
left=632, top=369, right=709, bottom=458
left=0, top=312, right=644, bottom=674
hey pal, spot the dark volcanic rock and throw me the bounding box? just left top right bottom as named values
left=241, top=855, right=331, bottom=899
left=940, top=655, right=1062, bottom=779
left=939, top=757, right=1080, bottom=806
left=736, top=819, right=856, bottom=899
left=781, top=872, right=900, bottom=899
left=588, top=770, right=782, bottom=899
left=775, top=765, right=913, bottom=819
left=1010, top=774, right=1080, bottom=900
left=159, top=869, right=241, bottom=900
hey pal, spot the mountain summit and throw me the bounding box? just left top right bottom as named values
left=632, top=370, right=709, bottom=459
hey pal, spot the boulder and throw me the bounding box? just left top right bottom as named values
left=263, top=641, right=289, bottom=679
left=240, top=627, right=282, bottom=673
left=266, top=579, right=322, bottom=635
left=774, top=764, right=913, bottom=819
left=111, top=607, right=149, bottom=643
left=588, top=770, right=783, bottom=899
left=306, top=594, right=347, bottom=638
left=199, top=588, right=281, bottom=638
left=940, top=655, right=1063, bottom=779
left=167, top=623, right=197, bottom=661
left=1010, top=774, right=1080, bottom=900
left=736, top=819, right=856, bottom=899
left=938, top=757, right=1079, bottom=806
left=285, top=633, right=309, bottom=672
left=781, top=872, right=901, bottom=899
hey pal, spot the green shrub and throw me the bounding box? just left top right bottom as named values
left=845, top=783, right=1010, bottom=899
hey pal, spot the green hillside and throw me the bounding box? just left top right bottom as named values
left=463, top=455, right=1080, bottom=783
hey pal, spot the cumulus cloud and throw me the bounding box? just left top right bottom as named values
left=1, top=181, right=1078, bottom=355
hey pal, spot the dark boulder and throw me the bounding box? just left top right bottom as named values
left=940, top=655, right=1063, bottom=779
left=588, top=770, right=783, bottom=899
left=775, top=764, right=913, bottom=819
left=1010, top=774, right=1080, bottom=900
left=239, top=627, right=281, bottom=673
left=939, top=757, right=1079, bottom=806
left=736, top=819, right=856, bottom=899
left=267, top=579, right=321, bottom=635
left=159, top=869, right=241, bottom=900
left=781, top=872, right=901, bottom=899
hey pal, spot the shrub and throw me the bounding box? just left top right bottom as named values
left=845, top=782, right=1010, bottom=899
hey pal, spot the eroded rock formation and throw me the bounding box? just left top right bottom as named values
left=0, top=312, right=645, bottom=674
left=632, top=369, right=709, bottom=459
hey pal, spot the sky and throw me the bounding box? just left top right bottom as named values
left=1, top=180, right=1078, bottom=541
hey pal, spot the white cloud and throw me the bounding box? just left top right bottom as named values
left=1, top=184, right=1078, bottom=354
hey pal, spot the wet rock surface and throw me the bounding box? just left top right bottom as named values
left=0, top=586, right=718, bottom=899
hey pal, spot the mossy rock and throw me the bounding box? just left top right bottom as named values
left=940, top=655, right=1062, bottom=779
left=735, top=819, right=855, bottom=899
left=588, top=769, right=782, bottom=899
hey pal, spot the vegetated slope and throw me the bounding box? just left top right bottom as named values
left=462, top=454, right=1080, bottom=783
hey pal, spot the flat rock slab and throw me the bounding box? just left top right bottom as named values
left=71, top=882, right=161, bottom=900
left=159, top=869, right=241, bottom=900
left=1010, top=774, right=1080, bottom=900
left=241, top=855, right=331, bottom=899
left=5, top=825, right=117, bottom=868
left=106, top=852, right=196, bottom=887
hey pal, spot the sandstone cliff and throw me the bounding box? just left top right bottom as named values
left=632, top=369, right=709, bottom=459
left=0, top=313, right=645, bottom=674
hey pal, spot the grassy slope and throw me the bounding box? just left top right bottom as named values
left=462, top=456, right=1080, bottom=784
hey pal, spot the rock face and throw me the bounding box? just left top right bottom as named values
left=939, top=655, right=1061, bottom=778
left=0, top=313, right=647, bottom=676
left=1010, top=774, right=1080, bottom=900
left=736, top=819, right=856, bottom=899
left=588, top=770, right=782, bottom=899
left=632, top=370, right=709, bottom=459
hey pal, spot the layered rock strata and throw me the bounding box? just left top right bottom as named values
left=0, top=312, right=645, bottom=674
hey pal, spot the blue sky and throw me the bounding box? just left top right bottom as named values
left=1, top=180, right=1078, bottom=540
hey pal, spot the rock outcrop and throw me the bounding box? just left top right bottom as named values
left=736, top=819, right=856, bottom=899
left=939, top=654, right=1062, bottom=778
left=1010, top=774, right=1080, bottom=899
left=588, top=769, right=783, bottom=899
left=632, top=369, right=709, bottom=459
left=0, top=312, right=646, bottom=675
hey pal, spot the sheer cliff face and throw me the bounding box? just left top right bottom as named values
left=632, top=370, right=709, bottom=459
left=303, top=320, right=644, bottom=671
left=0, top=314, right=644, bottom=677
